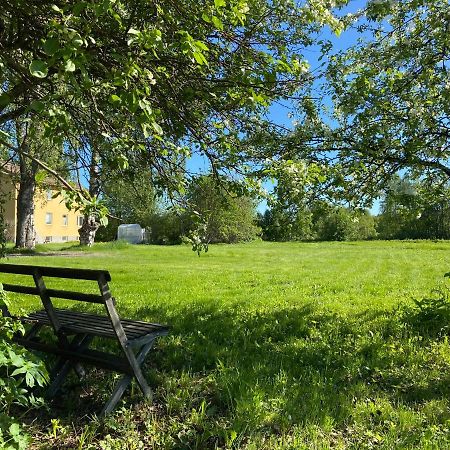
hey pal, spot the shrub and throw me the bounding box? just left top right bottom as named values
left=185, top=176, right=261, bottom=244
left=147, top=211, right=185, bottom=245
left=0, top=285, right=48, bottom=450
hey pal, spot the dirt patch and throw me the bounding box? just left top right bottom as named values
left=6, top=252, right=104, bottom=257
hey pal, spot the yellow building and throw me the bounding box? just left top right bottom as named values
left=0, top=164, right=83, bottom=244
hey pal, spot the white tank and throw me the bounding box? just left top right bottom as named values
left=117, top=224, right=143, bottom=244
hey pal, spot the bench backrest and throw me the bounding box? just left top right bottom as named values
left=0, top=264, right=123, bottom=338
left=0, top=263, right=111, bottom=304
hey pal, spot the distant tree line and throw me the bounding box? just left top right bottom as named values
left=97, top=173, right=450, bottom=245
left=377, top=176, right=450, bottom=240
left=96, top=174, right=261, bottom=245
left=258, top=203, right=377, bottom=242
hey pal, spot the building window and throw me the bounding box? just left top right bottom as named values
left=62, top=214, right=68, bottom=226
left=45, top=212, right=53, bottom=224
left=44, top=236, right=52, bottom=243
left=46, top=189, right=52, bottom=200
left=77, top=216, right=84, bottom=227
left=62, top=236, right=68, bottom=242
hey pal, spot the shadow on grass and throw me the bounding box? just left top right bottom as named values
left=19, top=295, right=450, bottom=448
left=133, top=297, right=450, bottom=421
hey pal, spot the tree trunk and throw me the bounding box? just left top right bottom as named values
left=78, top=215, right=100, bottom=246
left=15, top=157, right=37, bottom=249
left=78, top=147, right=101, bottom=246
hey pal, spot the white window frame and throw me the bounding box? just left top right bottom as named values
left=45, top=212, right=53, bottom=225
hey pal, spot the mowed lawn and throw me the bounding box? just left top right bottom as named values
left=3, top=240, right=450, bottom=449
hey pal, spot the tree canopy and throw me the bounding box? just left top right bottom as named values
left=4, top=0, right=449, bottom=240
left=0, top=0, right=344, bottom=199
left=321, top=0, right=450, bottom=198
left=270, top=0, right=450, bottom=206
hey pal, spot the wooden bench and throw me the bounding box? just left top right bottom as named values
left=0, top=263, right=169, bottom=415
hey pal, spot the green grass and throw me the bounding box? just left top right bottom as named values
left=3, top=240, right=450, bottom=449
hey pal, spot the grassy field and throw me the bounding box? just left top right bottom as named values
left=3, top=240, right=450, bottom=449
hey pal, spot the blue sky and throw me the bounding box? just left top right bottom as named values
left=187, top=1, right=383, bottom=214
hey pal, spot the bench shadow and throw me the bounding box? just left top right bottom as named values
left=19, top=295, right=450, bottom=443
left=129, top=298, right=450, bottom=425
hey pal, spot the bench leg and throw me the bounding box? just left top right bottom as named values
left=46, top=360, right=73, bottom=399
left=101, top=339, right=157, bottom=416
left=24, top=323, right=43, bottom=340
left=124, top=339, right=158, bottom=397
left=46, top=334, right=93, bottom=398
left=100, top=374, right=132, bottom=416
left=12, top=323, right=43, bottom=345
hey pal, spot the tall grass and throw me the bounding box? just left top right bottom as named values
left=2, top=240, right=450, bottom=449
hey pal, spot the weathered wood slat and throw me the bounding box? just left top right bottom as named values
left=46, top=289, right=104, bottom=303
left=14, top=337, right=133, bottom=374
left=2, top=284, right=103, bottom=303
left=26, top=311, right=122, bottom=338
left=26, top=309, right=169, bottom=339
left=0, top=263, right=111, bottom=281
left=2, top=283, right=39, bottom=295
left=0, top=263, right=169, bottom=415
left=27, top=309, right=165, bottom=336
left=43, top=309, right=167, bottom=330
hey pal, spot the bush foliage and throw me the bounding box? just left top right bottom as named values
left=0, top=285, right=48, bottom=450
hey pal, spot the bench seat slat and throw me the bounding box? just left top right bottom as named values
left=30, top=309, right=166, bottom=337
left=35, top=308, right=168, bottom=331
left=25, top=309, right=169, bottom=340
left=26, top=311, right=118, bottom=338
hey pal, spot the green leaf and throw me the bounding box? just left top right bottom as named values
left=109, top=94, right=122, bottom=104
left=0, top=93, right=11, bottom=107
left=51, top=4, right=63, bottom=13
left=0, top=129, right=10, bottom=140
left=25, top=371, right=35, bottom=387
left=7, top=348, right=25, bottom=367
left=214, top=0, right=226, bottom=7
left=29, top=100, right=45, bottom=112
left=195, top=41, right=209, bottom=52
left=193, top=51, right=208, bottom=65
left=29, top=60, right=49, bottom=78
left=141, top=122, right=151, bottom=138
left=11, top=367, right=28, bottom=377
left=43, top=38, right=59, bottom=56
left=35, top=170, right=47, bottom=183
left=73, top=2, right=87, bottom=15
left=211, top=15, right=224, bottom=30
left=72, top=35, right=84, bottom=47
left=64, top=59, right=76, bottom=72
left=127, top=28, right=140, bottom=45
left=151, top=121, right=163, bottom=135
left=9, top=423, right=21, bottom=437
